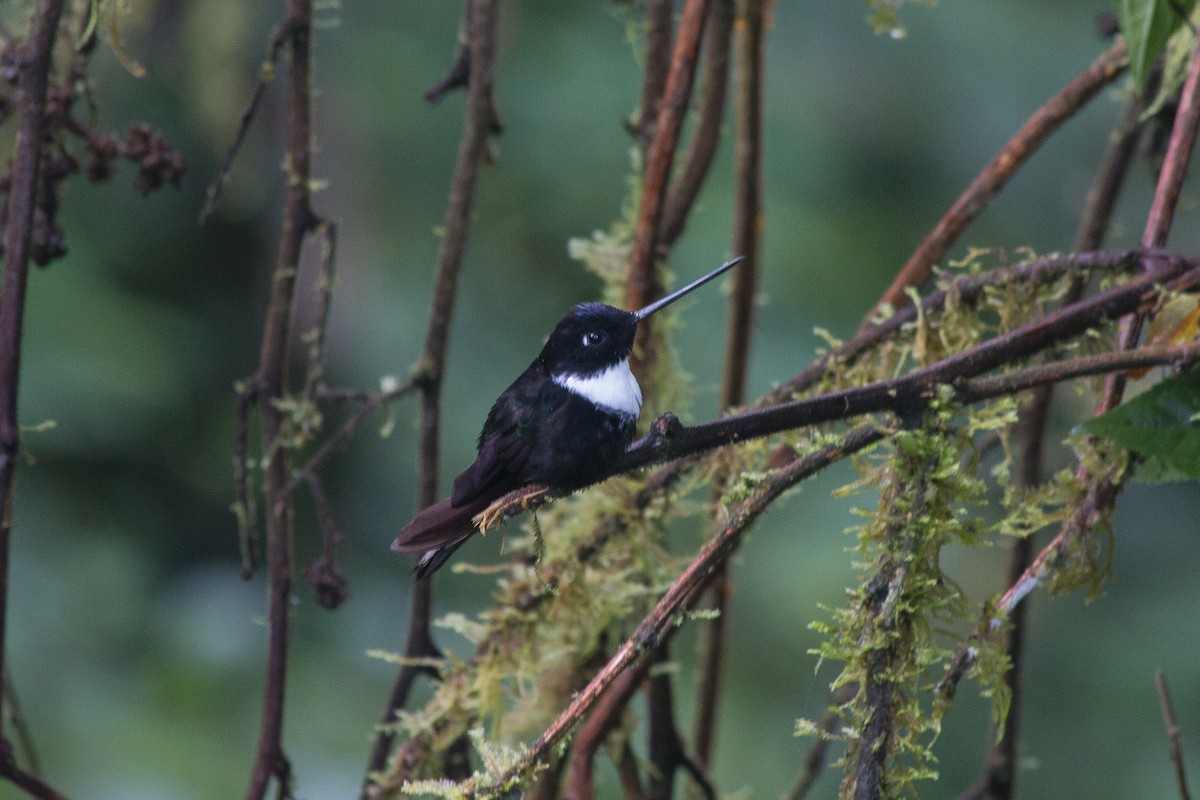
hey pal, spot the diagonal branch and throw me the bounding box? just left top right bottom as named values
left=868, top=39, right=1127, bottom=320
left=467, top=424, right=890, bottom=794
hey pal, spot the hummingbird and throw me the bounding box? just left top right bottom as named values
left=392, top=256, right=745, bottom=577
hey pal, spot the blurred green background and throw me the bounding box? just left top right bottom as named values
left=3, top=1, right=1198, bottom=798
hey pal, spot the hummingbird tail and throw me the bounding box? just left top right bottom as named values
left=392, top=496, right=492, bottom=578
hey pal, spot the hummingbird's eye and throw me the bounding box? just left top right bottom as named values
left=582, top=331, right=606, bottom=347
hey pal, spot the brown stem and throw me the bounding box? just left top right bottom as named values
left=1156, top=671, right=1193, bottom=800
left=1103, top=32, right=1200, bottom=411
left=564, top=655, right=656, bottom=800
left=868, top=40, right=1127, bottom=319
left=363, top=0, right=501, bottom=788
left=625, top=0, right=710, bottom=363
left=634, top=0, right=676, bottom=153
left=1073, top=90, right=1145, bottom=254
left=200, top=20, right=292, bottom=224
left=0, top=1, right=70, bottom=797
left=244, top=1, right=319, bottom=798
left=647, top=644, right=687, bottom=800
left=658, top=0, right=734, bottom=249
left=692, top=0, right=765, bottom=783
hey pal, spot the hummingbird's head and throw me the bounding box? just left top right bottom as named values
left=540, top=256, right=746, bottom=380
left=540, top=302, right=637, bottom=377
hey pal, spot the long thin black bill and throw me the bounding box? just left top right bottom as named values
left=632, top=256, right=746, bottom=322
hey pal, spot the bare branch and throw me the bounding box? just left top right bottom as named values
left=692, top=0, right=765, bottom=783
left=200, top=19, right=292, bottom=224
left=868, top=40, right=1127, bottom=319
left=0, top=1, right=70, bottom=797
left=364, top=0, right=502, bottom=788
left=243, top=0, right=322, bottom=796
left=1156, top=671, right=1193, bottom=800
left=625, top=0, right=709, bottom=363
left=658, top=0, right=734, bottom=249
left=632, top=0, right=677, bottom=153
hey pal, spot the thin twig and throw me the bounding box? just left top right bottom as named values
left=632, top=0, right=677, bottom=153
left=868, top=40, right=1127, bottom=319
left=1073, top=89, right=1145, bottom=254
left=783, top=683, right=857, bottom=800
left=776, top=250, right=1143, bottom=403
left=200, top=20, right=292, bottom=224
left=282, top=376, right=418, bottom=502
left=692, top=0, right=765, bottom=784
left=0, top=1, right=69, bottom=797
left=647, top=644, right=688, bottom=800
left=1156, top=671, right=1193, bottom=800
left=244, top=1, right=320, bottom=797
left=363, top=0, right=501, bottom=790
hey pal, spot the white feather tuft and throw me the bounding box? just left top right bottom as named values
left=553, top=359, right=643, bottom=418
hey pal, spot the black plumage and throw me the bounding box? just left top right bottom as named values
left=392, top=257, right=743, bottom=577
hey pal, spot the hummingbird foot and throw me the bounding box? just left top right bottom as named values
left=473, top=484, right=553, bottom=533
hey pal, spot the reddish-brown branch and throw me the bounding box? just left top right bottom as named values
left=564, top=655, right=655, bottom=800
left=869, top=40, right=1127, bottom=319
left=0, top=1, right=69, bottom=797
left=244, top=1, right=319, bottom=798
left=633, top=0, right=676, bottom=153
left=1103, top=33, right=1200, bottom=411
left=625, top=0, right=709, bottom=359
left=658, top=0, right=734, bottom=249
left=363, top=0, right=501, bottom=789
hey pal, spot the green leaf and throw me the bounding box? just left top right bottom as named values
left=1080, top=367, right=1200, bottom=481
left=1117, top=0, right=1194, bottom=92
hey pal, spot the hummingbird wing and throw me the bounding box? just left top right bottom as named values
left=450, top=361, right=552, bottom=506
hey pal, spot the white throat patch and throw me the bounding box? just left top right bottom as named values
left=553, top=358, right=643, bottom=418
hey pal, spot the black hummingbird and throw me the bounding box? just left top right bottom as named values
left=392, top=256, right=745, bottom=577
